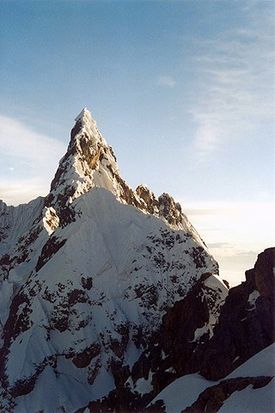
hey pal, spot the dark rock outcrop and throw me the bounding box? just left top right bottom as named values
left=181, top=376, right=273, bottom=413
left=199, top=248, right=275, bottom=380
left=123, top=273, right=227, bottom=403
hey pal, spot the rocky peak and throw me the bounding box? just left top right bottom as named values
left=42, top=108, right=206, bottom=245
left=75, top=106, right=95, bottom=125
left=44, top=108, right=121, bottom=226
left=136, top=185, right=159, bottom=215
left=158, top=193, right=183, bottom=227
left=69, top=107, right=106, bottom=150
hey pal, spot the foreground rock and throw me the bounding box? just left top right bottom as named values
left=200, top=247, right=275, bottom=380
left=150, top=344, right=275, bottom=413
left=148, top=250, right=275, bottom=413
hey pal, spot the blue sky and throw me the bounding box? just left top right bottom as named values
left=0, top=0, right=274, bottom=284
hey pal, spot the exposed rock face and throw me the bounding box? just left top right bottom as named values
left=199, top=247, right=275, bottom=380
left=124, top=273, right=227, bottom=401
left=138, top=252, right=275, bottom=413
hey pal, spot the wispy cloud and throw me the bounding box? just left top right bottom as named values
left=183, top=199, right=275, bottom=285
left=0, top=114, right=66, bottom=205
left=157, top=75, right=176, bottom=88
left=189, top=3, right=275, bottom=162
left=0, top=179, right=47, bottom=206
left=0, top=114, right=65, bottom=164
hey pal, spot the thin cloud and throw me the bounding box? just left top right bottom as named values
left=0, top=114, right=65, bottom=163
left=188, top=3, right=275, bottom=162
left=182, top=199, right=275, bottom=285
left=0, top=114, right=66, bottom=205
left=208, top=242, right=230, bottom=249
left=0, top=179, right=46, bottom=206
left=157, top=75, right=176, bottom=88
left=213, top=248, right=258, bottom=287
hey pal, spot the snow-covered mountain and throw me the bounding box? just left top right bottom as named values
left=0, top=109, right=273, bottom=413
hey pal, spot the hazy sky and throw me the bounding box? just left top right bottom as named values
left=0, top=0, right=274, bottom=285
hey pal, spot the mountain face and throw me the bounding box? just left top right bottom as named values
left=0, top=109, right=273, bottom=413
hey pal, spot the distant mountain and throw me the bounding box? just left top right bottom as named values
left=0, top=109, right=273, bottom=413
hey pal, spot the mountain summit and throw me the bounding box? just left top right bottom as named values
left=45, top=107, right=120, bottom=222
left=45, top=108, right=203, bottom=239
left=0, top=109, right=273, bottom=413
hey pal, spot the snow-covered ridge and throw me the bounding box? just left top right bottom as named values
left=73, top=107, right=107, bottom=146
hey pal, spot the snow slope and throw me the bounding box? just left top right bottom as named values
left=219, top=379, right=275, bottom=413
left=150, top=344, right=275, bottom=413
left=226, top=343, right=275, bottom=379
left=148, top=374, right=217, bottom=413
